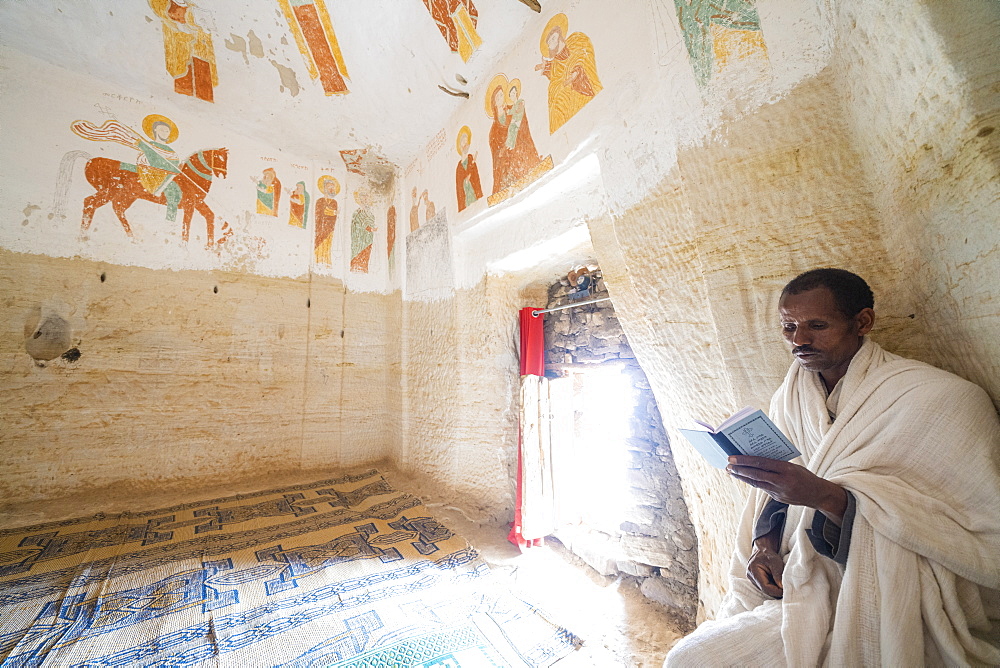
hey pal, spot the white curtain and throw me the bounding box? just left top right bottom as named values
left=519, top=375, right=556, bottom=541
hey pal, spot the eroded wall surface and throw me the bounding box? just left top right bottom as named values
left=1, top=249, right=399, bottom=506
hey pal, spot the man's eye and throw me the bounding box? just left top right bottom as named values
left=782, top=324, right=795, bottom=332
left=811, top=323, right=827, bottom=329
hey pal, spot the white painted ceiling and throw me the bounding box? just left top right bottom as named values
left=1, top=0, right=543, bottom=167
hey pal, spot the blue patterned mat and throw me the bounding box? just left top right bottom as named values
left=0, top=470, right=581, bottom=667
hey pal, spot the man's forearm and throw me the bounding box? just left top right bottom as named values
left=753, top=520, right=782, bottom=553
left=815, top=481, right=848, bottom=526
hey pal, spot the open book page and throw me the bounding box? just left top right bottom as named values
left=717, top=406, right=758, bottom=431
left=720, top=410, right=800, bottom=461
left=680, top=407, right=801, bottom=468
left=692, top=406, right=757, bottom=432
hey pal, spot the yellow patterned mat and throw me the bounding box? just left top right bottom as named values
left=0, top=470, right=581, bottom=667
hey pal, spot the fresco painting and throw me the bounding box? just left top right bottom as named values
left=313, top=175, right=339, bottom=264
left=407, top=187, right=438, bottom=232
left=485, top=75, right=553, bottom=207
left=386, top=204, right=397, bottom=275
left=256, top=168, right=281, bottom=216
left=340, top=149, right=368, bottom=176
left=421, top=0, right=482, bottom=63
left=68, top=116, right=230, bottom=246
left=673, top=0, right=767, bottom=89
left=349, top=189, right=376, bottom=273
left=409, top=187, right=421, bottom=232
left=422, top=190, right=437, bottom=222
left=148, top=0, right=218, bottom=103
left=454, top=126, right=483, bottom=213
left=536, top=14, right=603, bottom=134
left=278, top=0, right=350, bottom=95
left=288, top=181, right=310, bottom=228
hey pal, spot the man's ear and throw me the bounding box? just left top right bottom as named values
left=856, top=308, right=875, bottom=336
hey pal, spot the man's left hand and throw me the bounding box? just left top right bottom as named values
left=727, top=456, right=848, bottom=523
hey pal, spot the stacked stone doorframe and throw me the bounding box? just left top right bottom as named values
left=542, top=270, right=698, bottom=628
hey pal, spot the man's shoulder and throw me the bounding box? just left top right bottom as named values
left=871, top=353, right=990, bottom=404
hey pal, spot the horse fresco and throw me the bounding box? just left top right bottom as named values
left=66, top=117, right=231, bottom=246
left=79, top=148, right=230, bottom=245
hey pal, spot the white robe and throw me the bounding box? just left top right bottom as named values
left=666, top=339, right=1000, bottom=666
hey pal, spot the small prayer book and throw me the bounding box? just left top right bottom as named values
left=678, top=407, right=801, bottom=469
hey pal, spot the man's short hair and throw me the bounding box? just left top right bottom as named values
left=781, top=268, right=874, bottom=317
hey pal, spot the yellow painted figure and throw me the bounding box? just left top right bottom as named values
left=536, top=14, right=602, bottom=134
left=314, top=175, right=339, bottom=264
left=148, top=0, right=218, bottom=102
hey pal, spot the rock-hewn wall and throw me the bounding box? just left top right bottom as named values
left=542, top=274, right=699, bottom=626
left=0, top=249, right=400, bottom=507
left=586, top=2, right=1000, bottom=620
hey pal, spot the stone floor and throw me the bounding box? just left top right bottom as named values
left=0, top=463, right=688, bottom=667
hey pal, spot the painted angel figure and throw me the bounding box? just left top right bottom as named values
left=535, top=13, right=603, bottom=133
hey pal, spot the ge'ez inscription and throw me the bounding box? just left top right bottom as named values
left=736, top=423, right=786, bottom=458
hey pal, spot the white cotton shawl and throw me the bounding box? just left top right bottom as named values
left=718, top=338, right=1000, bottom=666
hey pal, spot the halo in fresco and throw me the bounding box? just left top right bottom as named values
left=141, top=114, right=180, bottom=143
left=317, top=174, right=341, bottom=196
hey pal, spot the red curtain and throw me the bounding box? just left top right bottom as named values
left=509, top=307, right=545, bottom=550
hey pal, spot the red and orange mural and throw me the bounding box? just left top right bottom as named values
left=313, top=175, right=339, bottom=265
left=421, top=0, right=482, bottom=63
left=69, top=115, right=229, bottom=245
left=278, top=0, right=350, bottom=95
left=409, top=187, right=421, bottom=232
left=288, top=181, right=310, bottom=228
left=536, top=13, right=602, bottom=133
left=485, top=75, right=553, bottom=206
left=148, top=0, right=218, bottom=103
left=340, top=149, right=368, bottom=175
left=386, top=204, right=397, bottom=274
left=454, top=125, right=483, bottom=212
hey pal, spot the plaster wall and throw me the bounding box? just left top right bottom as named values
left=831, top=0, right=1000, bottom=402
left=584, top=1, right=1000, bottom=619
left=0, top=249, right=400, bottom=507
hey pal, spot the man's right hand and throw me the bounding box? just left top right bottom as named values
left=747, top=541, right=784, bottom=598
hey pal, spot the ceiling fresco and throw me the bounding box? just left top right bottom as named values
left=1, top=0, right=542, bottom=167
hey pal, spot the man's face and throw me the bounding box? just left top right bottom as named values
left=778, top=287, right=872, bottom=381
left=546, top=28, right=563, bottom=55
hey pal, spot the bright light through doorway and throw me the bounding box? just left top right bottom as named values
left=562, top=362, right=636, bottom=534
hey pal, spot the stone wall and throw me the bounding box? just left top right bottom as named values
left=542, top=270, right=699, bottom=626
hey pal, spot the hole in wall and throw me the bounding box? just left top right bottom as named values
left=61, top=348, right=82, bottom=362
left=100, top=272, right=107, bottom=283
left=24, top=307, right=73, bottom=362
left=213, top=286, right=219, bottom=294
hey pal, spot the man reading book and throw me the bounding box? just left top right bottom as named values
left=665, top=268, right=1000, bottom=666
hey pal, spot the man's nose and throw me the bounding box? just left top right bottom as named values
left=790, top=328, right=811, bottom=346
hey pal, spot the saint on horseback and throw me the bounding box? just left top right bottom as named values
left=67, top=114, right=230, bottom=246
